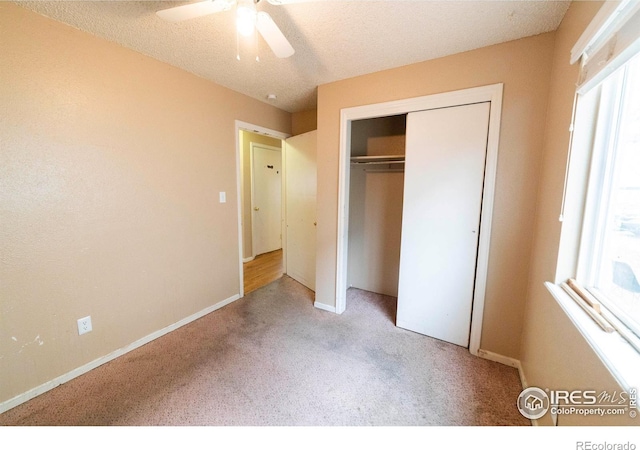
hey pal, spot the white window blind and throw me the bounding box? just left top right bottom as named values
left=571, top=0, right=640, bottom=94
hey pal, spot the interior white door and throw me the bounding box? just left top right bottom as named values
left=285, top=131, right=317, bottom=291
left=396, top=102, right=491, bottom=347
left=252, top=145, right=282, bottom=256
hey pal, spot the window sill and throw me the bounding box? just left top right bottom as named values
left=545, top=282, right=640, bottom=392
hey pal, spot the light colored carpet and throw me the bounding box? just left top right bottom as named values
left=0, top=276, right=530, bottom=426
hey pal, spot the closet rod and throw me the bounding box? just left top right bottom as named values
left=363, top=168, right=404, bottom=173
left=350, top=155, right=405, bottom=163
left=350, top=160, right=405, bottom=166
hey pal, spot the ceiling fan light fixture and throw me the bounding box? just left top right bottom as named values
left=157, top=0, right=294, bottom=59
left=236, top=0, right=257, bottom=37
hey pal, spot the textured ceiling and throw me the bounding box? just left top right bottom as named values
left=16, top=0, right=571, bottom=112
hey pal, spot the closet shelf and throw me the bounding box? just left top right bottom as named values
left=350, top=155, right=405, bottom=165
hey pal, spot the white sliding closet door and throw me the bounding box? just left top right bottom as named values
left=396, top=102, right=490, bottom=347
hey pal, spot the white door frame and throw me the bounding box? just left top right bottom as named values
left=335, top=84, right=503, bottom=356
left=235, top=120, right=290, bottom=298
left=250, top=142, right=283, bottom=259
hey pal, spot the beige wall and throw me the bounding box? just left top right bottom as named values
left=519, top=1, right=636, bottom=426
left=3, top=0, right=632, bottom=426
left=239, top=131, right=283, bottom=260
left=291, top=109, right=317, bottom=135
left=350, top=115, right=406, bottom=157
left=316, top=33, right=556, bottom=359
left=348, top=169, right=404, bottom=297
left=0, top=3, right=290, bottom=405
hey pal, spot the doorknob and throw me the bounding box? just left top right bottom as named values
left=254, top=207, right=260, bottom=211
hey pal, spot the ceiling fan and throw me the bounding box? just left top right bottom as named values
left=156, top=0, right=298, bottom=58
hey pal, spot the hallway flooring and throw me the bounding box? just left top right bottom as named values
left=243, top=249, right=283, bottom=294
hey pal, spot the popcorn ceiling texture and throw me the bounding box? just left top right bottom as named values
left=16, top=0, right=570, bottom=112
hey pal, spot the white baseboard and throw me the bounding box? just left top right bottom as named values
left=0, top=293, right=241, bottom=415
left=243, top=256, right=255, bottom=263
left=477, top=348, right=540, bottom=426
left=517, top=361, right=529, bottom=390
left=477, top=348, right=520, bottom=369
left=313, top=301, right=336, bottom=313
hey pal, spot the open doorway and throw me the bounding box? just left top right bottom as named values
left=235, top=121, right=318, bottom=299
left=238, top=128, right=286, bottom=294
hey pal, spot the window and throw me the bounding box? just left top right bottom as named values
left=577, top=52, right=640, bottom=350
left=549, top=3, right=640, bottom=387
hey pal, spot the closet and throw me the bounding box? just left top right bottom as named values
left=341, top=95, right=496, bottom=350
left=347, top=115, right=406, bottom=298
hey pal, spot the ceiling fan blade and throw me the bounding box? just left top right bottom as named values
left=156, top=0, right=235, bottom=23
left=256, top=12, right=295, bottom=58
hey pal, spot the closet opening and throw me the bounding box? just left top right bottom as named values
left=335, top=84, right=504, bottom=356
left=347, top=114, right=407, bottom=323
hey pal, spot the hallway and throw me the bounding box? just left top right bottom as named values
left=243, top=249, right=283, bottom=294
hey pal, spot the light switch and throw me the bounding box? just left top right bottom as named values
left=219, top=192, right=226, bottom=203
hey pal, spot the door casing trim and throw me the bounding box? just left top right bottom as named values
left=235, top=121, right=290, bottom=298
left=335, top=84, right=503, bottom=356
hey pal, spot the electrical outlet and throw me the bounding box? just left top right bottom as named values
left=77, top=316, right=92, bottom=335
